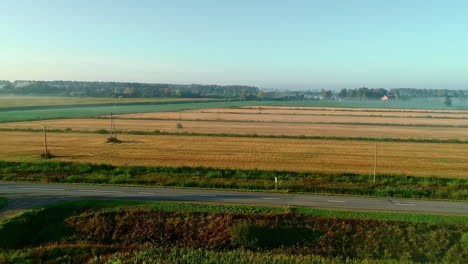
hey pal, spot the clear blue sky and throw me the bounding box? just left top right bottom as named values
left=1, top=0, right=467, bottom=89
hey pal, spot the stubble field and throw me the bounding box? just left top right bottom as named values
left=1, top=131, right=467, bottom=178
left=1, top=105, right=468, bottom=178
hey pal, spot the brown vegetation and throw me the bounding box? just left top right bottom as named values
left=1, top=131, right=467, bottom=178
left=240, top=105, right=468, bottom=113
left=3, top=118, right=468, bottom=140
left=115, top=110, right=468, bottom=126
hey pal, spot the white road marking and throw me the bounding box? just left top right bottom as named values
left=397, top=203, right=415, bottom=206
left=19, top=188, right=65, bottom=191
left=262, top=197, right=280, bottom=200
left=327, top=200, right=345, bottom=203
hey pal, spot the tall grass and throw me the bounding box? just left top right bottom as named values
left=0, top=161, right=466, bottom=199
left=0, top=197, right=7, bottom=210
left=0, top=200, right=466, bottom=263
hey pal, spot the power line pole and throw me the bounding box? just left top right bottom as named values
left=373, top=142, right=378, bottom=183
left=42, top=125, right=48, bottom=157
left=110, top=112, right=117, bottom=139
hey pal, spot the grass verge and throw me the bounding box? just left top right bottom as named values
left=1, top=160, right=466, bottom=200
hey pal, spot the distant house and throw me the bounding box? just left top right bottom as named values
left=381, top=95, right=394, bottom=101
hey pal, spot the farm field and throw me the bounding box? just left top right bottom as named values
left=3, top=118, right=468, bottom=140
left=0, top=101, right=255, bottom=123
left=1, top=131, right=467, bottom=178
left=115, top=110, right=468, bottom=126
left=240, top=105, right=468, bottom=113
left=196, top=107, right=468, bottom=118
left=0, top=96, right=219, bottom=108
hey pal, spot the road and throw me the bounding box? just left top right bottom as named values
left=1, top=182, right=467, bottom=215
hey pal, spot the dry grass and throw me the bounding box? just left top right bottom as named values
left=3, top=118, right=468, bottom=140
left=191, top=108, right=468, bottom=118
left=0, top=96, right=217, bottom=108
left=0, top=131, right=467, bottom=178
left=115, top=110, right=468, bottom=126
left=240, top=105, right=468, bottom=113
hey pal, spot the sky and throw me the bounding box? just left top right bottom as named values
left=1, top=0, right=467, bottom=90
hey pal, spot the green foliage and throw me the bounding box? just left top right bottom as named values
left=230, top=220, right=317, bottom=249
left=444, top=96, right=452, bottom=107
left=0, top=81, right=259, bottom=99
left=2, top=247, right=418, bottom=264
left=1, top=160, right=466, bottom=200
left=0, top=245, right=119, bottom=264
left=0, top=200, right=467, bottom=263
left=0, top=207, right=77, bottom=249
left=0, top=197, right=7, bottom=210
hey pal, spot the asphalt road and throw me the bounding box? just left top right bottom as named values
left=1, top=182, right=467, bottom=215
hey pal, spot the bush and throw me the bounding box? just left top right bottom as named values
left=230, top=220, right=317, bottom=249
left=106, top=137, right=122, bottom=143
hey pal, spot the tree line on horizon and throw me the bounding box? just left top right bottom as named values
left=0, top=80, right=466, bottom=101
left=0, top=80, right=260, bottom=100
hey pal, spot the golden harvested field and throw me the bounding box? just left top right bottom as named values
left=240, top=105, right=468, bottom=113
left=0, top=131, right=467, bottom=178
left=0, top=96, right=217, bottom=108
left=115, top=110, right=468, bottom=126
left=189, top=108, right=468, bottom=119
left=3, top=118, right=468, bottom=140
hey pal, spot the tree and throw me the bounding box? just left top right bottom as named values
left=321, top=89, right=333, bottom=99
left=444, top=96, right=452, bottom=107
left=338, top=89, right=348, bottom=99
left=124, top=88, right=135, bottom=97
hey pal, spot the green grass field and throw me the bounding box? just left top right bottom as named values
left=0, top=96, right=220, bottom=108
left=0, top=101, right=251, bottom=123
left=2, top=98, right=468, bottom=123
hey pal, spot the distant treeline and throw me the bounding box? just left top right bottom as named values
left=333, top=87, right=467, bottom=100
left=1, top=80, right=467, bottom=101
left=0, top=80, right=260, bottom=99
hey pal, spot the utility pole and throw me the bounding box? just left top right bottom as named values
left=110, top=112, right=114, bottom=138
left=373, top=142, right=378, bottom=183
left=110, top=112, right=117, bottom=139
left=42, top=125, right=48, bottom=157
